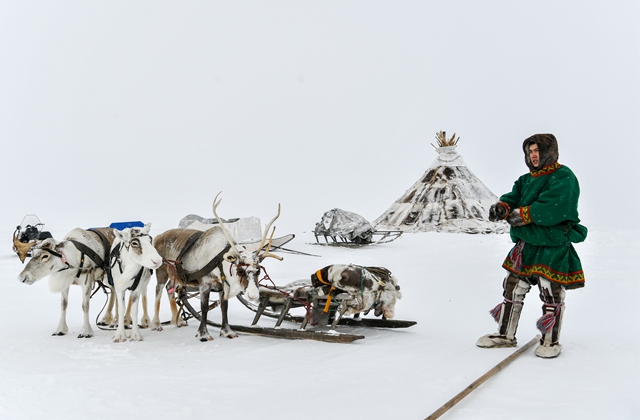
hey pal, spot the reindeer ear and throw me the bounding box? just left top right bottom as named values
left=142, top=223, right=151, bottom=234
left=113, top=228, right=124, bottom=240
left=38, top=238, right=57, bottom=251
left=223, top=252, right=237, bottom=263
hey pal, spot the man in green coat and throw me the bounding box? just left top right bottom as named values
left=476, top=134, right=587, bottom=358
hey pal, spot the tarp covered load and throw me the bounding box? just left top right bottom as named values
left=314, top=208, right=375, bottom=244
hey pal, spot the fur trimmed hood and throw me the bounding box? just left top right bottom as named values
left=522, top=133, right=559, bottom=171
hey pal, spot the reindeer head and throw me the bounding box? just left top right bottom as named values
left=112, top=223, right=162, bottom=270
left=213, top=192, right=283, bottom=301
left=18, top=238, right=68, bottom=285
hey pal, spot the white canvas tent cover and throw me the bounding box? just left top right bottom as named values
left=179, top=214, right=263, bottom=243
left=373, top=133, right=508, bottom=234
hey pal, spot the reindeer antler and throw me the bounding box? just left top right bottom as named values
left=259, top=225, right=283, bottom=261
left=212, top=192, right=240, bottom=255
left=256, top=203, right=283, bottom=261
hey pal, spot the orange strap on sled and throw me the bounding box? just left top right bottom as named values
left=316, top=270, right=335, bottom=312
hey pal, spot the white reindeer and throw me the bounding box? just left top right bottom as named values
left=18, top=228, right=116, bottom=338
left=110, top=224, right=163, bottom=342
left=151, top=193, right=283, bottom=341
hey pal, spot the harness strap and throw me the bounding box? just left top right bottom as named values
left=128, top=267, right=146, bottom=291
left=68, top=229, right=112, bottom=280
left=89, top=228, right=112, bottom=265
left=169, top=230, right=205, bottom=286
left=177, top=231, right=205, bottom=262
left=69, top=239, right=105, bottom=276
left=169, top=236, right=232, bottom=285
left=41, top=248, right=74, bottom=272
left=315, top=269, right=330, bottom=285
left=183, top=244, right=232, bottom=283
left=106, top=242, right=123, bottom=287
left=316, top=270, right=336, bottom=313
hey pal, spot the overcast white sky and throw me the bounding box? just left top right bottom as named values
left=1, top=1, right=638, bottom=233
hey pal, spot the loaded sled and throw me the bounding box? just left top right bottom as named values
left=313, top=208, right=402, bottom=247
left=176, top=269, right=416, bottom=344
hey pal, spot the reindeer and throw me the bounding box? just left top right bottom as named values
left=17, top=228, right=116, bottom=338
left=151, top=193, right=283, bottom=341
left=110, top=224, right=163, bottom=342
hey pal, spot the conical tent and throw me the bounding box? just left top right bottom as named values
left=373, top=132, right=508, bottom=234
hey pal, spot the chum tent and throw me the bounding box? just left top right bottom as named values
left=373, top=131, right=508, bottom=234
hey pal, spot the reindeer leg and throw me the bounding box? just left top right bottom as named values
left=124, top=295, right=133, bottom=328
left=78, top=277, right=94, bottom=338
left=150, top=279, right=164, bottom=331
left=113, top=287, right=128, bottom=342
left=169, top=290, right=187, bottom=328
left=151, top=266, right=178, bottom=330
left=195, top=283, right=213, bottom=342
left=53, top=288, right=70, bottom=336
left=219, top=291, right=238, bottom=339
left=139, top=276, right=151, bottom=328
left=129, top=291, right=143, bottom=341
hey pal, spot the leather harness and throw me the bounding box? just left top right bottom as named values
left=68, top=228, right=112, bottom=279
left=167, top=231, right=232, bottom=286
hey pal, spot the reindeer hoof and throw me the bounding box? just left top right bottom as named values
left=196, top=334, right=214, bottom=342
left=52, top=332, right=66, bottom=336
left=78, top=333, right=93, bottom=338
left=220, top=329, right=238, bottom=339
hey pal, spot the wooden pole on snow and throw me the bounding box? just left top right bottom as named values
left=425, top=335, right=541, bottom=420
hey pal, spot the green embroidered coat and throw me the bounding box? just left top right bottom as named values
left=500, top=163, right=587, bottom=289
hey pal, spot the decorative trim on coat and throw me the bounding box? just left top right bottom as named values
left=502, top=258, right=585, bottom=289
left=521, top=206, right=533, bottom=224
left=530, top=162, right=562, bottom=178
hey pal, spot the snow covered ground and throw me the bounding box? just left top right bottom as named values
left=1, top=223, right=637, bottom=420
left=1, top=2, right=638, bottom=419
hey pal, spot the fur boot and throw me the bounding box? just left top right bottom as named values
left=477, top=275, right=531, bottom=348
left=534, top=279, right=566, bottom=358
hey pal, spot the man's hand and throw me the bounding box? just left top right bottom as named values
left=507, top=209, right=526, bottom=226
left=489, top=202, right=510, bottom=221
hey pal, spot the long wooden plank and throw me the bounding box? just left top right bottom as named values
left=284, top=314, right=416, bottom=329
left=424, top=335, right=540, bottom=420
left=224, top=324, right=365, bottom=343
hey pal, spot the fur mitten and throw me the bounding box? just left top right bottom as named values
left=489, top=202, right=510, bottom=221
left=507, top=208, right=526, bottom=226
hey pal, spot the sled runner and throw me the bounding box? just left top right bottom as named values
left=312, top=208, right=402, bottom=247
left=313, top=230, right=403, bottom=247
left=176, top=272, right=416, bottom=344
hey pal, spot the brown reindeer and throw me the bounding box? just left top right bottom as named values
left=151, top=193, right=283, bottom=341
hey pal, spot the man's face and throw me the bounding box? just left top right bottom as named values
left=528, top=143, right=540, bottom=168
